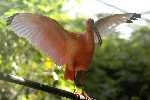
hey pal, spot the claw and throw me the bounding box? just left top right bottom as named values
left=82, top=92, right=95, bottom=100
left=73, top=84, right=95, bottom=100
left=74, top=91, right=96, bottom=100
left=74, top=93, right=80, bottom=99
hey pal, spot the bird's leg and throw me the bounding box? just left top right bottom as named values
left=73, top=83, right=78, bottom=94
left=73, top=88, right=95, bottom=100
left=73, top=73, right=81, bottom=99
left=73, top=84, right=77, bottom=93
left=74, top=90, right=93, bottom=100
left=73, top=71, right=96, bottom=100
left=73, top=88, right=80, bottom=99
left=81, top=91, right=95, bottom=100
left=73, top=85, right=95, bottom=100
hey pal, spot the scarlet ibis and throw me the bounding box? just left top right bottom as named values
left=7, top=13, right=141, bottom=84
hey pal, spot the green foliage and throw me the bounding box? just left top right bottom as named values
left=85, top=27, right=150, bottom=100
left=0, top=0, right=150, bottom=100
left=0, top=0, right=83, bottom=100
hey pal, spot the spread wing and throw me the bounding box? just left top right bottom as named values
left=94, top=13, right=141, bottom=43
left=7, top=13, right=68, bottom=65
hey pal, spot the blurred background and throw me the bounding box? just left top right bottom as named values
left=0, top=0, right=150, bottom=100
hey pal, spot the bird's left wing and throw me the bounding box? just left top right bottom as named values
left=94, top=13, right=141, bottom=43
left=7, top=13, right=69, bottom=65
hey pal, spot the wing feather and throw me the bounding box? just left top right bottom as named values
left=94, top=13, right=141, bottom=43
left=8, top=13, right=68, bottom=65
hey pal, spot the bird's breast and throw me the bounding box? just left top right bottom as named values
left=65, top=32, right=95, bottom=70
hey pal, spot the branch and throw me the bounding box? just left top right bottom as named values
left=0, top=72, right=85, bottom=100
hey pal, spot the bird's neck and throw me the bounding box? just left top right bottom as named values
left=84, top=20, right=95, bottom=45
left=84, top=29, right=95, bottom=47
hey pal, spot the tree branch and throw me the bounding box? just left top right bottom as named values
left=0, top=72, right=86, bottom=100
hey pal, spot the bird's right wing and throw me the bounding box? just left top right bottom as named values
left=7, top=13, right=69, bottom=65
left=94, top=13, right=141, bottom=43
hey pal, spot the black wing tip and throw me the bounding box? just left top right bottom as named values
left=6, top=13, right=19, bottom=25
left=133, top=13, right=141, bottom=18
left=131, top=13, right=141, bottom=19
left=126, top=13, right=141, bottom=23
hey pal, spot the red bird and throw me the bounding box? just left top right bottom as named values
left=7, top=13, right=141, bottom=82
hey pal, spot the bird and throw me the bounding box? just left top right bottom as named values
left=7, top=13, right=140, bottom=99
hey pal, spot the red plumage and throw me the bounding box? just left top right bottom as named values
left=7, top=13, right=140, bottom=81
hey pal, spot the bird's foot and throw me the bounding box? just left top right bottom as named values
left=73, top=91, right=96, bottom=100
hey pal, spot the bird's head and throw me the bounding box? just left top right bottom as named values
left=85, top=18, right=102, bottom=45
left=86, top=18, right=94, bottom=25
left=85, top=18, right=95, bottom=30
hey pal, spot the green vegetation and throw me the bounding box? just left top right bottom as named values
left=85, top=27, right=150, bottom=100
left=0, top=0, right=150, bottom=100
